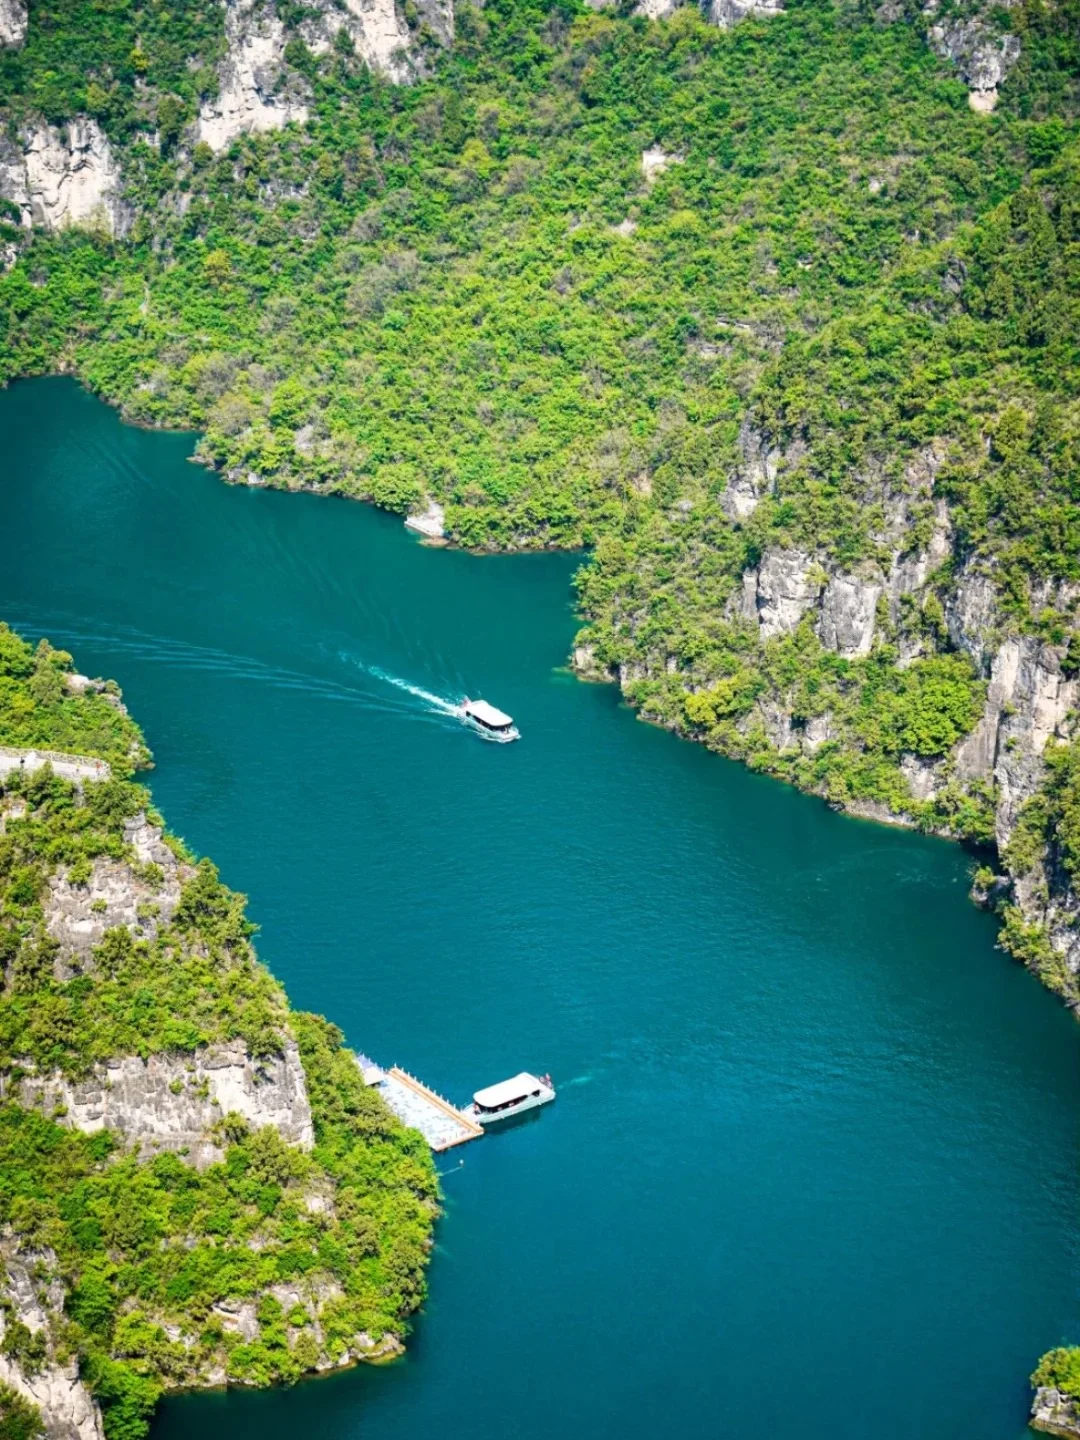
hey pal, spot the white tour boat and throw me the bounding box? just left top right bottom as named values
left=467, top=1072, right=555, bottom=1125
left=461, top=697, right=520, bottom=743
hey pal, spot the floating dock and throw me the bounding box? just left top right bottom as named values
left=358, top=1056, right=483, bottom=1152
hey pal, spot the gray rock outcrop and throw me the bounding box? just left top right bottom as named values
left=0, top=120, right=130, bottom=236
left=928, top=16, right=1021, bottom=110
left=703, top=0, right=784, bottom=25
left=0, top=0, right=26, bottom=47
left=742, top=549, right=824, bottom=639
left=14, top=1038, right=315, bottom=1169
left=196, top=1, right=311, bottom=151
left=45, top=815, right=186, bottom=975
left=197, top=0, right=456, bottom=152
left=633, top=0, right=783, bottom=23
left=1032, top=1386, right=1080, bottom=1437
left=0, top=1247, right=104, bottom=1440
left=817, top=575, right=880, bottom=658
left=953, top=637, right=1078, bottom=845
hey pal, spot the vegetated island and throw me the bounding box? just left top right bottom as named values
left=3, top=0, right=1080, bottom=1427
left=0, top=623, right=439, bottom=1440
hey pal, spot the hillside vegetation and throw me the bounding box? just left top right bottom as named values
left=0, top=625, right=437, bottom=1440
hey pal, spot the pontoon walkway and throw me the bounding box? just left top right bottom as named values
left=357, top=1056, right=483, bottom=1152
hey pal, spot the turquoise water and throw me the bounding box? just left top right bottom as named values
left=2, top=377, right=1078, bottom=1439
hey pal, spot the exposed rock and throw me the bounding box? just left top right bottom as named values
left=703, top=0, right=783, bottom=24
left=722, top=421, right=807, bottom=522
left=197, top=0, right=455, bottom=151
left=0, top=0, right=26, bottom=47
left=928, top=18, right=1021, bottom=107
left=900, top=752, right=941, bottom=802
left=946, top=562, right=1000, bottom=671
left=0, top=1247, right=104, bottom=1440
left=633, top=0, right=783, bottom=23
left=571, top=643, right=608, bottom=682
left=300, top=0, right=415, bottom=82
left=404, top=498, right=446, bottom=540
left=817, top=574, right=880, bottom=658
left=742, top=549, right=824, bottom=639
left=952, top=638, right=1078, bottom=845
left=641, top=146, right=684, bottom=184
left=44, top=815, right=187, bottom=976
left=0, top=1353, right=103, bottom=1440
left=1032, top=1386, right=1080, bottom=1438
left=0, top=120, right=130, bottom=236
left=13, top=1038, right=315, bottom=1170
left=802, top=713, right=834, bottom=753
left=885, top=499, right=952, bottom=624
left=196, top=1, right=310, bottom=152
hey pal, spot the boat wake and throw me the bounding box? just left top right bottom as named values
left=363, top=664, right=462, bottom=719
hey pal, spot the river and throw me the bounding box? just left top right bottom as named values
left=1, top=377, right=1077, bottom=1439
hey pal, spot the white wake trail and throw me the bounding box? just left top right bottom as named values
left=349, top=659, right=463, bottom=718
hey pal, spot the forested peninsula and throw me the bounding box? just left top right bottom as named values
left=3, top=0, right=1080, bottom=1431
left=0, top=624, right=438, bottom=1440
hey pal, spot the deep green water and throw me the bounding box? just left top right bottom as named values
left=2, top=377, right=1079, bottom=1439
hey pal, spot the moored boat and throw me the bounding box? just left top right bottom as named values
left=461, top=697, right=520, bottom=742
left=466, top=1072, right=555, bottom=1125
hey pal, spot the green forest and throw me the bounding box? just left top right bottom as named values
left=0, top=625, right=438, bottom=1440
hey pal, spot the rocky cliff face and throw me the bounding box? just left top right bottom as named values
left=44, top=814, right=185, bottom=974
left=196, top=1, right=311, bottom=151
left=578, top=421, right=1080, bottom=998
left=0, top=1246, right=104, bottom=1440
left=13, top=1038, right=315, bottom=1170
left=1032, top=1387, right=1080, bottom=1438
left=626, top=0, right=785, bottom=26
left=924, top=0, right=1022, bottom=111
left=197, top=0, right=455, bottom=152
left=0, top=120, right=130, bottom=236
left=0, top=0, right=26, bottom=47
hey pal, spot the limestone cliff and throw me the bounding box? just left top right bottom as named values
left=926, top=5, right=1021, bottom=112
left=195, top=1, right=311, bottom=152
left=0, top=0, right=26, bottom=48
left=197, top=0, right=456, bottom=152
left=0, top=120, right=130, bottom=236
left=603, top=0, right=785, bottom=27
left=12, top=1039, right=315, bottom=1170
left=0, top=1248, right=104, bottom=1440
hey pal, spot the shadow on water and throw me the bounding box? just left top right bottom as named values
left=0, top=379, right=1078, bottom=1440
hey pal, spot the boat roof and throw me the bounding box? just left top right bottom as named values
left=473, top=1073, right=542, bottom=1107
left=467, top=699, right=513, bottom=727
